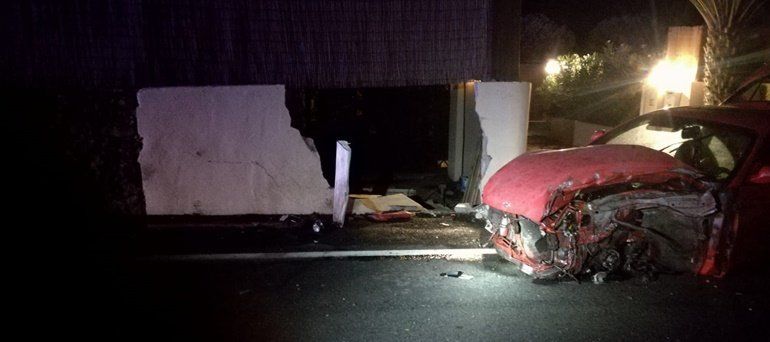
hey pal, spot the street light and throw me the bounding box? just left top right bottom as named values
left=640, top=56, right=699, bottom=113
left=646, top=57, right=698, bottom=95
left=545, top=59, right=561, bottom=75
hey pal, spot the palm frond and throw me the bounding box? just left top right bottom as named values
left=689, top=0, right=765, bottom=30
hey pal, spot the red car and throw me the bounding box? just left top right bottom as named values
left=481, top=77, right=769, bottom=280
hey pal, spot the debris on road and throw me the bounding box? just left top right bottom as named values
left=425, top=199, right=451, bottom=212
left=351, top=193, right=426, bottom=213
left=453, top=203, right=474, bottom=214
left=440, top=271, right=474, bottom=280
left=350, top=193, right=427, bottom=222
left=349, top=194, right=378, bottom=214
left=592, top=271, right=608, bottom=284
left=367, top=210, right=415, bottom=222
left=311, top=218, right=324, bottom=233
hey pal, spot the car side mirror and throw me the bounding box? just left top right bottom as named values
left=589, top=129, right=606, bottom=144
left=748, top=165, right=770, bottom=184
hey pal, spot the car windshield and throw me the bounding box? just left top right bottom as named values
left=598, top=114, right=754, bottom=181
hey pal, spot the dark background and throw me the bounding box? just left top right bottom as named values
left=524, top=0, right=703, bottom=51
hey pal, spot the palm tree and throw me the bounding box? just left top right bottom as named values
left=689, top=0, right=765, bottom=104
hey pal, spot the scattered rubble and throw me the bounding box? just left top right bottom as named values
left=367, top=210, right=415, bottom=222
left=348, top=193, right=428, bottom=222
left=453, top=203, right=474, bottom=214
left=350, top=193, right=426, bottom=213
left=440, top=271, right=474, bottom=280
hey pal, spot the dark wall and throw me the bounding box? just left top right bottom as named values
left=3, top=0, right=510, bottom=89
left=8, top=89, right=145, bottom=220
left=2, top=0, right=519, bottom=222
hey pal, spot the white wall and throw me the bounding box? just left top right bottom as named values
left=475, top=82, right=531, bottom=192
left=137, top=85, right=333, bottom=215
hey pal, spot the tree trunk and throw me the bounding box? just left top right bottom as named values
left=702, top=28, right=741, bottom=105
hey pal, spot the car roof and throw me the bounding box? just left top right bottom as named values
left=648, top=106, right=770, bottom=136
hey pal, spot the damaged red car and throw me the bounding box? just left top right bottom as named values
left=480, top=105, right=770, bottom=280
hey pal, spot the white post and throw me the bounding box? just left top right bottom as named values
left=333, top=140, right=352, bottom=226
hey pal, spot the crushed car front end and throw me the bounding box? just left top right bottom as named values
left=480, top=144, right=721, bottom=280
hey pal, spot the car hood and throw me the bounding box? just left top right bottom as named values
left=482, top=144, right=698, bottom=223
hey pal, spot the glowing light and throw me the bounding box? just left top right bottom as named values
left=646, top=57, right=698, bottom=95
left=545, top=59, right=561, bottom=75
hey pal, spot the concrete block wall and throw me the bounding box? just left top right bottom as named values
left=137, top=85, right=333, bottom=215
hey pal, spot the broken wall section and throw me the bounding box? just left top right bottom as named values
left=475, top=82, right=531, bottom=192
left=137, top=85, right=333, bottom=215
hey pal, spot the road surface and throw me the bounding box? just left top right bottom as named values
left=114, top=256, right=770, bottom=341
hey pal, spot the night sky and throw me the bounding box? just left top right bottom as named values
left=524, top=0, right=704, bottom=33
left=523, top=0, right=705, bottom=49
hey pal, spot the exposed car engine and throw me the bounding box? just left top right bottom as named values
left=481, top=178, right=718, bottom=281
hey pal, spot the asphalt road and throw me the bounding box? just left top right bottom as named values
left=110, top=256, right=770, bottom=341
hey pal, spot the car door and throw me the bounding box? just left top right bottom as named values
left=730, top=141, right=770, bottom=270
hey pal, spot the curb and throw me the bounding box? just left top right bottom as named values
left=137, top=248, right=497, bottom=262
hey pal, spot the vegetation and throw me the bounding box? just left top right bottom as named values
left=535, top=42, right=659, bottom=126
left=689, top=0, right=766, bottom=104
